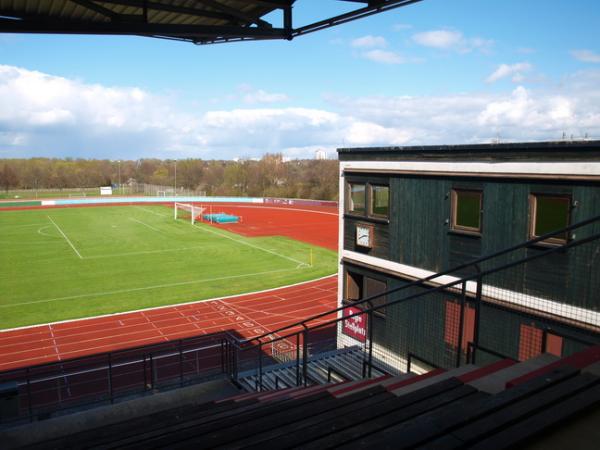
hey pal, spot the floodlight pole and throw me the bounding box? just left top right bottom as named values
left=117, top=160, right=121, bottom=195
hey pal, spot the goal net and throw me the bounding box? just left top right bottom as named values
left=174, top=202, right=205, bottom=224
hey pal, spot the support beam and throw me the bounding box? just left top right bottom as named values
left=292, top=0, right=422, bottom=37
left=69, top=0, right=119, bottom=20
left=0, top=16, right=286, bottom=39
left=95, top=0, right=238, bottom=22
left=194, top=0, right=272, bottom=27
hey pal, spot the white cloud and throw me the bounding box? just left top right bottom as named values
left=2, top=65, right=600, bottom=160
left=571, top=49, right=600, bottom=63
left=486, top=62, right=533, bottom=83
left=361, top=49, right=406, bottom=65
left=393, top=23, right=412, bottom=31
left=412, top=29, right=493, bottom=54
left=351, top=35, right=387, bottom=49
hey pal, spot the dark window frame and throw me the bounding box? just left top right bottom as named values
left=369, top=184, right=390, bottom=219
left=528, top=193, right=571, bottom=246
left=346, top=182, right=366, bottom=215
left=343, top=269, right=387, bottom=319
left=450, top=188, right=483, bottom=236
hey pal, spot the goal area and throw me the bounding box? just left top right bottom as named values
left=174, top=202, right=205, bottom=224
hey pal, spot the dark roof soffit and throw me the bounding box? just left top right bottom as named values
left=0, top=0, right=423, bottom=44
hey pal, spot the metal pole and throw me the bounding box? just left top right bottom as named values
left=258, top=343, right=263, bottom=392
left=117, top=161, right=121, bottom=195
left=296, top=333, right=301, bottom=386
left=367, top=306, right=374, bottom=378
left=108, top=353, right=113, bottom=404
left=149, top=354, right=154, bottom=390
left=456, top=282, right=467, bottom=368
left=179, top=339, right=184, bottom=387
left=302, top=329, right=308, bottom=386
left=26, top=367, right=33, bottom=422
left=143, top=354, right=147, bottom=391
left=472, top=269, right=483, bottom=365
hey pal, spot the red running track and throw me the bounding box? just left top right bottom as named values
left=0, top=202, right=340, bottom=372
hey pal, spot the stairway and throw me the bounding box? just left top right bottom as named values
left=237, top=346, right=387, bottom=392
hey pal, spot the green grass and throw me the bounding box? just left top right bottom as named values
left=0, top=206, right=337, bottom=329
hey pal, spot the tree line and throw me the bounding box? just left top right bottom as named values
left=0, top=154, right=339, bottom=200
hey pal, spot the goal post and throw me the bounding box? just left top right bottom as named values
left=174, top=202, right=205, bottom=224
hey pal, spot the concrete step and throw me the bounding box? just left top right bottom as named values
left=388, top=365, right=479, bottom=397
left=469, top=353, right=559, bottom=394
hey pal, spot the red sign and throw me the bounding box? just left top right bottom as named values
left=342, top=306, right=367, bottom=343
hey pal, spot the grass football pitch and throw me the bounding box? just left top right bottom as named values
left=0, top=206, right=337, bottom=329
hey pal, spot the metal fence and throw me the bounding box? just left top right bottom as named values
left=1, top=215, right=599, bottom=423
left=0, top=333, right=235, bottom=425
left=127, top=182, right=206, bottom=197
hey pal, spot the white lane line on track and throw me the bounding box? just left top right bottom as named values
left=191, top=222, right=308, bottom=267
left=129, top=217, right=162, bottom=233
left=47, top=215, right=83, bottom=259
left=0, top=274, right=337, bottom=334
left=0, top=267, right=302, bottom=308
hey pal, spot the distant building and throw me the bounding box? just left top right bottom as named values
left=315, top=149, right=328, bottom=160
left=337, top=141, right=600, bottom=374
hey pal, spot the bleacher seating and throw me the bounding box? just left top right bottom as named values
left=12, top=346, right=599, bottom=449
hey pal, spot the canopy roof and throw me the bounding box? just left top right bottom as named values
left=0, top=0, right=421, bottom=44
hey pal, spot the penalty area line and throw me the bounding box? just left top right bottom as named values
left=129, top=217, right=162, bottom=233
left=47, top=215, right=83, bottom=259
left=191, top=222, right=307, bottom=267
left=0, top=267, right=304, bottom=308
left=136, top=206, right=169, bottom=217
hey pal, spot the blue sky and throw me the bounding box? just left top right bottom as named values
left=1, top=0, right=600, bottom=159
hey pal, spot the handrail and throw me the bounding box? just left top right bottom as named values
left=237, top=222, right=600, bottom=353
left=241, top=213, right=600, bottom=347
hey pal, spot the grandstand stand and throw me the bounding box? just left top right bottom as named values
left=4, top=346, right=599, bottom=449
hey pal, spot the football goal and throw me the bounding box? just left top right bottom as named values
left=174, top=202, right=205, bottom=224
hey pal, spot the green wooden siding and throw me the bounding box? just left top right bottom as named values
left=344, top=174, right=600, bottom=312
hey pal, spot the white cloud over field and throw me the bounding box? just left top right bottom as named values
left=1, top=65, right=600, bottom=160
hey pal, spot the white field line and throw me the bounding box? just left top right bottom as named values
left=129, top=217, right=162, bottom=233
left=83, top=245, right=208, bottom=260
left=0, top=267, right=302, bottom=308
left=1, top=223, right=47, bottom=228
left=136, top=206, right=169, bottom=217
left=191, top=222, right=307, bottom=267
left=0, top=274, right=337, bottom=334
left=47, top=215, right=83, bottom=259
left=37, top=225, right=61, bottom=238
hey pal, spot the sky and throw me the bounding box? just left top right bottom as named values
left=1, top=0, right=600, bottom=160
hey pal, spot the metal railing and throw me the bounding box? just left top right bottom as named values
left=1, top=215, right=599, bottom=424
left=227, top=214, right=600, bottom=386
left=0, top=333, right=239, bottom=425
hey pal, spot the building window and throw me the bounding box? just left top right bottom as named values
left=451, top=189, right=482, bottom=234
left=444, top=300, right=475, bottom=351
left=529, top=194, right=571, bottom=244
left=366, top=277, right=387, bottom=319
left=370, top=185, right=390, bottom=218
left=518, top=324, right=543, bottom=361
left=344, top=271, right=387, bottom=319
left=345, top=271, right=363, bottom=302
left=545, top=332, right=563, bottom=357
left=348, top=183, right=366, bottom=214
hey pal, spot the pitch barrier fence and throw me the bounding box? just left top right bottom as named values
left=1, top=215, right=599, bottom=424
